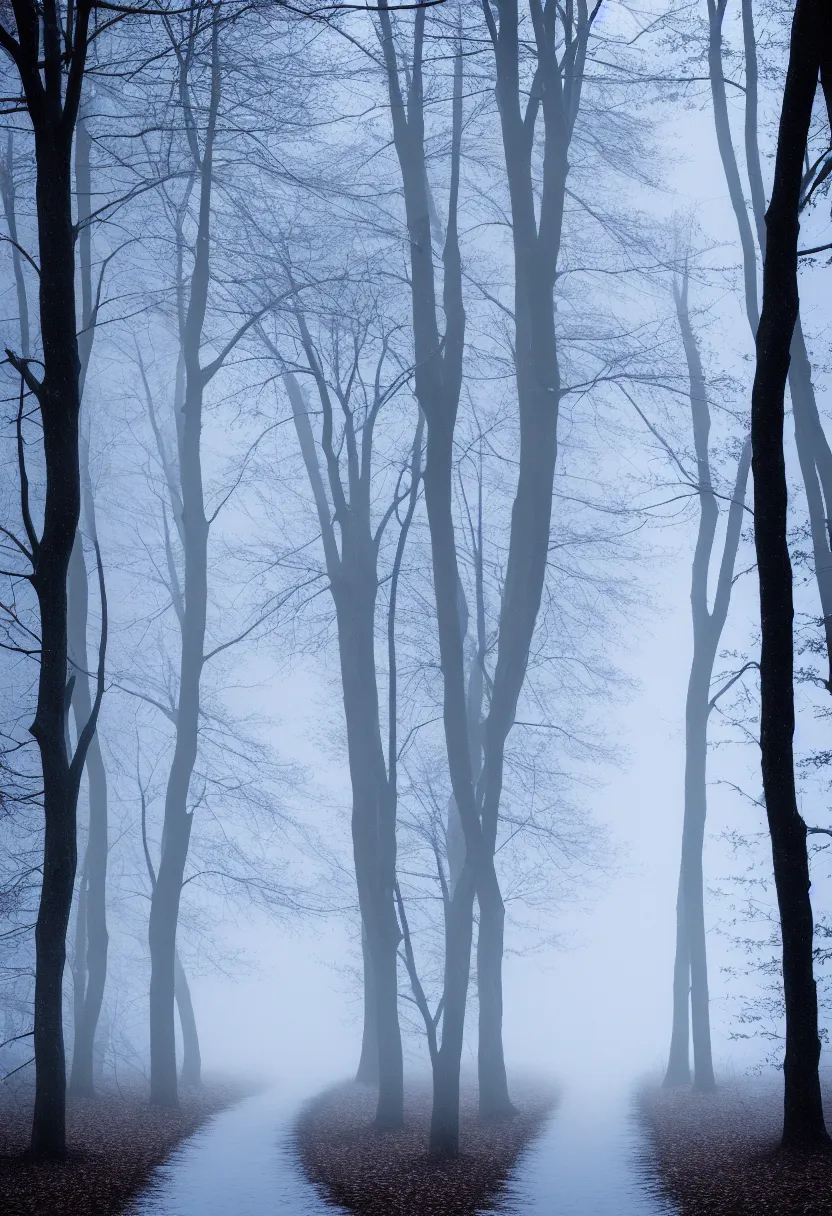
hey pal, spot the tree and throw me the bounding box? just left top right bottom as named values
left=67, top=101, right=111, bottom=1100
left=473, top=0, right=603, bottom=1118
left=375, top=9, right=477, bottom=1154
left=663, top=267, right=751, bottom=1091
left=267, top=281, right=422, bottom=1128
left=749, top=0, right=831, bottom=1148
left=0, top=0, right=107, bottom=1156
left=143, top=6, right=277, bottom=1106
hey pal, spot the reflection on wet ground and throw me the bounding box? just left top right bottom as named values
left=482, top=1081, right=676, bottom=1216
left=128, top=1077, right=675, bottom=1215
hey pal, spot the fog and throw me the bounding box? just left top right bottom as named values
left=1, top=0, right=832, bottom=1213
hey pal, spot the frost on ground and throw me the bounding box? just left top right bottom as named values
left=0, top=1080, right=242, bottom=1215
left=294, top=1077, right=555, bottom=1216
left=639, top=1077, right=832, bottom=1215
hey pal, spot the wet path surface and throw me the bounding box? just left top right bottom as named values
left=128, top=1078, right=675, bottom=1215
left=126, top=1086, right=342, bottom=1216
left=482, top=1081, right=676, bottom=1216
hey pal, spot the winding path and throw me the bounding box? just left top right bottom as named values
left=482, top=1080, right=675, bottom=1215
left=127, top=1078, right=675, bottom=1215
left=126, top=1086, right=340, bottom=1216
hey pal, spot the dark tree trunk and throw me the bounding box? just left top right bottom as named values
left=429, top=867, right=476, bottom=1157
left=337, top=587, right=404, bottom=1128
left=22, top=18, right=97, bottom=1145
left=750, top=0, right=831, bottom=1149
left=356, top=923, right=379, bottom=1084
left=174, top=952, right=201, bottom=1088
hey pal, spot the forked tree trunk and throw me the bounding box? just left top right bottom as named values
left=149, top=16, right=220, bottom=1107
left=750, top=0, right=831, bottom=1148
left=286, top=365, right=404, bottom=1128
left=664, top=275, right=750, bottom=1091
left=376, top=10, right=474, bottom=1154
left=474, top=0, right=599, bottom=1119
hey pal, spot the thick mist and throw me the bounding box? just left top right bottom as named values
left=1, top=1, right=832, bottom=1214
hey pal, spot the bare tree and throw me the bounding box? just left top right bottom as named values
left=663, top=268, right=751, bottom=1092
left=66, top=102, right=111, bottom=1100
left=0, top=0, right=108, bottom=1155
left=749, top=0, right=831, bottom=1149
left=143, top=6, right=280, bottom=1106
left=264, top=279, right=422, bottom=1128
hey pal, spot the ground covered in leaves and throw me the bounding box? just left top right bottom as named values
left=0, top=1078, right=244, bottom=1215
left=294, top=1077, right=555, bottom=1216
left=639, top=1075, right=832, bottom=1215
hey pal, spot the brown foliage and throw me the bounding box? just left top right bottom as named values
left=0, top=1081, right=241, bottom=1215
left=639, top=1078, right=832, bottom=1214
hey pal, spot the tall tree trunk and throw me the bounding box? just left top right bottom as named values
left=67, top=528, right=109, bottom=1097
left=149, top=15, right=220, bottom=1107
left=68, top=120, right=111, bottom=1092
left=356, top=923, right=379, bottom=1084
left=286, top=366, right=404, bottom=1128
left=376, top=9, right=474, bottom=1153
left=337, top=589, right=404, bottom=1128
left=682, top=686, right=716, bottom=1091
left=25, top=50, right=97, bottom=1155
left=789, top=321, right=832, bottom=680
left=147, top=357, right=207, bottom=1104
left=429, top=866, right=476, bottom=1154
left=0, top=2, right=96, bottom=1154
left=664, top=274, right=750, bottom=1090
left=734, top=0, right=832, bottom=683
left=475, top=0, right=599, bottom=1119
left=174, top=951, right=201, bottom=1087
left=750, top=0, right=830, bottom=1148
left=664, top=866, right=691, bottom=1085
left=92, top=1001, right=108, bottom=1088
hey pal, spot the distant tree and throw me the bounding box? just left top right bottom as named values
left=261, top=273, right=422, bottom=1128
left=663, top=267, right=751, bottom=1092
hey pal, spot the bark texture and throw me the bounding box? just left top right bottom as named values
left=0, top=0, right=102, bottom=1157
left=749, top=0, right=831, bottom=1148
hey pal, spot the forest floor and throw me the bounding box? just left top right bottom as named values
left=639, top=1075, right=832, bottom=1215
left=294, top=1076, right=556, bottom=1216
left=0, top=1076, right=246, bottom=1215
